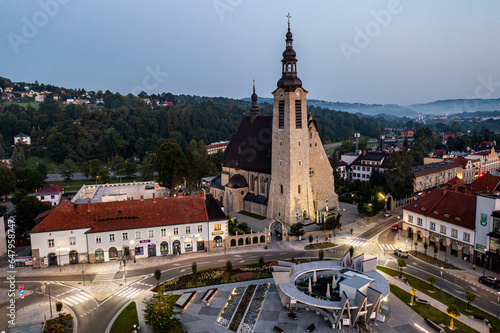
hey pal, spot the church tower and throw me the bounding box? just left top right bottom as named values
left=267, top=16, right=315, bottom=224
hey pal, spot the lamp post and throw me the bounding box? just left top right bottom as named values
left=81, top=263, right=85, bottom=286
left=42, top=282, right=53, bottom=318
left=130, top=240, right=136, bottom=263
left=168, top=234, right=172, bottom=260
left=123, top=259, right=127, bottom=284
left=57, top=244, right=61, bottom=271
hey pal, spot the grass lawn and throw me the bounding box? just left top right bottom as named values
left=238, top=211, right=266, bottom=220
left=378, top=266, right=500, bottom=328
left=46, top=176, right=142, bottom=192
left=390, top=285, right=478, bottom=333
left=27, top=155, right=60, bottom=174
left=1, top=101, right=40, bottom=110
left=110, top=301, right=140, bottom=333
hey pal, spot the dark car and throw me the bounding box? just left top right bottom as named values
left=384, top=211, right=392, bottom=217
left=391, top=224, right=399, bottom=231
left=479, top=276, right=500, bottom=288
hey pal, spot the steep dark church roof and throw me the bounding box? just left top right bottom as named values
left=227, top=174, right=249, bottom=188
left=221, top=116, right=273, bottom=174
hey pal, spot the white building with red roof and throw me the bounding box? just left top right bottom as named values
left=466, top=148, right=500, bottom=175
left=402, top=189, right=476, bottom=262
left=30, top=195, right=228, bottom=267
left=36, top=185, right=64, bottom=207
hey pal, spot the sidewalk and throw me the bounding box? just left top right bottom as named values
left=381, top=271, right=490, bottom=333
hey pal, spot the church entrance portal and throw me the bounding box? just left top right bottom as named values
left=269, top=220, right=285, bottom=242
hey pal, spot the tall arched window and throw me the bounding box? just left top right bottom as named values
left=280, top=185, right=283, bottom=194
left=298, top=185, right=301, bottom=194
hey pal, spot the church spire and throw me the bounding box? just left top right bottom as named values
left=250, top=80, right=260, bottom=122
left=276, top=13, right=303, bottom=92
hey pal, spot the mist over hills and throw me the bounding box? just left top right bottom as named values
left=242, top=97, right=500, bottom=118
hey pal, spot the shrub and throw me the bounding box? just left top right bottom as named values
left=258, top=256, right=264, bottom=269
left=319, top=249, right=324, bottom=261
left=226, top=260, right=233, bottom=273
left=192, top=262, right=197, bottom=275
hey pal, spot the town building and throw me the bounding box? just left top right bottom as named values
left=474, top=193, right=500, bottom=273
left=469, top=174, right=500, bottom=195
left=36, top=185, right=64, bottom=207
left=72, top=181, right=159, bottom=204
left=30, top=194, right=228, bottom=267
left=413, top=161, right=461, bottom=192
left=0, top=159, right=11, bottom=168
left=350, top=152, right=390, bottom=182
left=206, top=141, right=229, bottom=155
left=210, top=23, right=338, bottom=225
left=14, top=133, right=31, bottom=145
left=453, top=156, right=478, bottom=184
left=402, top=189, right=476, bottom=262
left=35, top=94, right=44, bottom=102
left=466, top=148, right=500, bottom=175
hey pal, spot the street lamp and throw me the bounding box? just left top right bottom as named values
left=123, top=259, right=127, bottom=284
left=57, top=244, right=61, bottom=271
left=81, top=263, right=85, bottom=286
left=130, top=240, right=136, bottom=263
left=42, top=282, right=53, bottom=318
left=168, top=234, right=172, bottom=260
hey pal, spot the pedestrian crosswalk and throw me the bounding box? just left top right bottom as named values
left=92, top=272, right=116, bottom=282
left=62, top=291, right=93, bottom=306
left=114, top=286, right=145, bottom=299
left=346, top=238, right=369, bottom=248
left=377, top=243, right=399, bottom=251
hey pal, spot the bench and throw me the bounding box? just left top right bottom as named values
left=424, top=318, right=445, bottom=333
left=415, top=297, right=429, bottom=305
left=175, top=291, right=196, bottom=309
left=306, top=323, right=316, bottom=332
left=273, top=325, right=284, bottom=333
left=288, top=311, right=297, bottom=320
left=473, top=314, right=485, bottom=321
left=201, top=288, right=217, bottom=303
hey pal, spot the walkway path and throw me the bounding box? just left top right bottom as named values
left=381, top=271, right=490, bottom=333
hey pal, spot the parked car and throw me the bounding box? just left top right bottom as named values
left=479, top=276, right=500, bottom=288
left=391, top=223, right=399, bottom=231
left=384, top=211, right=392, bottom=217
left=145, top=184, right=155, bottom=190
left=394, top=248, right=409, bottom=258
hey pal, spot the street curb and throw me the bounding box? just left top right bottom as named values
left=105, top=299, right=132, bottom=333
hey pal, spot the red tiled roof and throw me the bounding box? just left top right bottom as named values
left=413, top=161, right=460, bottom=178
left=31, top=195, right=212, bottom=234
left=453, top=156, right=469, bottom=168
left=432, top=149, right=447, bottom=157
left=470, top=150, right=490, bottom=156
left=36, top=185, right=64, bottom=196
left=403, top=189, right=476, bottom=230
left=470, top=174, right=500, bottom=193
left=444, top=176, right=466, bottom=186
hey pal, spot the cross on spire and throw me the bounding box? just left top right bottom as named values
left=286, top=13, right=291, bottom=28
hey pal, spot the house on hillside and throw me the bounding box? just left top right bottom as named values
left=14, top=133, right=31, bottom=145
left=36, top=185, right=64, bottom=207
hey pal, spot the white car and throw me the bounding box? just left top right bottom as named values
left=394, top=248, right=409, bottom=258
left=384, top=211, right=392, bottom=217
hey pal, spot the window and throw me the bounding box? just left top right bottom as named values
left=96, top=235, right=102, bottom=243
left=148, top=230, right=154, bottom=238
left=280, top=184, right=283, bottom=194
left=41, top=196, right=45, bottom=200
left=440, top=225, right=446, bottom=234
left=186, top=226, right=191, bottom=234
left=295, top=100, right=302, bottom=128
left=135, top=231, right=141, bottom=239
left=214, top=223, right=221, bottom=231
left=451, top=229, right=458, bottom=238
left=174, top=227, right=179, bottom=235
left=48, top=239, right=54, bottom=247
left=417, top=218, right=422, bottom=226
left=122, top=232, right=128, bottom=240
left=279, top=141, right=283, bottom=147
left=279, top=160, right=283, bottom=167
left=135, top=246, right=144, bottom=256
left=298, top=185, right=301, bottom=194
left=69, top=237, right=76, bottom=246
left=298, top=160, right=302, bottom=166
left=463, top=232, right=470, bottom=242
left=51, top=195, right=55, bottom=199
left=109, top=234, right=115, bottom=242
left=198, top=225, right=202, bottom=232
left=309, top=168, right=314, bottom=177
left=161, top=228, right=166, bottom=237
left=430, top=222, right=436, bottom=231
left=278, top=100, right=284, bottom=129
left=408, top=215, right=413, bottom=224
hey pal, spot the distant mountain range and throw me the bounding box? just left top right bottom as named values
left=242, top=97, right=500, bottom=118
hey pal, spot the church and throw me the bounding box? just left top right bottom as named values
left=210, top=20, right=338, bottom=225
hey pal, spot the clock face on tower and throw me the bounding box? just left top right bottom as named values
left=280, top=93, right=284, bottom=97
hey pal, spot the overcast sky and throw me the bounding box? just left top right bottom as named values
left=1, top=1, right=500, bottom=105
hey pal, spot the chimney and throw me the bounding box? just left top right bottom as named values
left=153, top=194, right=156, bottom=203
left=140, top=195, right=144, bottom=201
left=87, top=200, right=91, bottom=212
left=202, top=191, right=206, bottom=199
left=178, top=192, right=183, bottom=197
left=164, top=193, right=168, bottom=199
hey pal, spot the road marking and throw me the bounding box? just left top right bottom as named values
left=217, top=259, right=226, bottom=262
left=180, top=269, right=186, bottom=272
left=279, top=252, right=287, bottom=255
left=198, top=261, right=209, bottom=264
left=239, top=260, right=246, bottom=263
left=92, top=272, right=115, bottom=282
left=264, top=254, right=273, bottom=257
left=114, top=286, right=145, bottom=299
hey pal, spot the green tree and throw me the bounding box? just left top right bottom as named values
left=465, top=291, right=476, bottom=311
left=11, top=145, right=26, bottom=171
left=104, top=127, right=128, bottom=158
left=110, top=156, right=126, bottom=177
left=89, top=159, right=103, bottom=180
left=424, top=241, right=428, bottom=255
left=192, top=262, right=197, bottom=275
left=123, top=161, right=137, bottom=178
left=308, top=235, right=313, bottom=244
left=385, top=150, right=415, bottom=199
left=97, top=167, right=110, bottom=184
left=154, top=269, right=161, bottom=287
left=155, top=142, right=188, bottom=188
left=337, top=141, right=356, bottom=155
left=55, top=301, right=63, bottom=315
left=141, top=153, right=156, bottom=181
left=427, top=275, right=436, bottom=291
left=60, top=159, right=75, bottom=182
left=258, top=256, right=265, bottom=269
left=15, top=168, right=45, bottom=192
left=226, top=260, right=232, bottom=273
left=0, top=165, right=16, bottom=199
left=80, top=161, right=91, bottom=179
left=143, top=286, right=181, bottom=332
left=15, top=196, right=50, bottom=233
left=397, top=259, right=407, bottom=278
left=446, top=304, right=460, bottom=330
left=319, top=249, right=324, bottom=261
left=290, top=222, right=305, bottom=237
left=433, top=244, right=439, bottom=259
